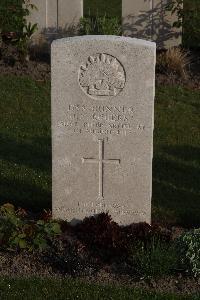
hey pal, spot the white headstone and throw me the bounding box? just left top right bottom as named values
left=52, top=36, right=156, bottom=225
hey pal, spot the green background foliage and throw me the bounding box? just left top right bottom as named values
left=84, top=0, right=121, bottom=18
left=79, top=15, right=121, bottom=35
left=184, top=0, right=200, bottom=47
left=0, top=0, right=24, bottom=33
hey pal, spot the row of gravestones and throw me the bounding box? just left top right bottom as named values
left=28, top=0, right=181, bottom=49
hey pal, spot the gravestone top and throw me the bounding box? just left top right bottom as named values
left=52, top=35, right=156, bottom=47
left=52, top=35, right=156, bottom=225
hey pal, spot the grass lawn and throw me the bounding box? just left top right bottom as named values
left=0, top=277, right=199, bottom=300
left=0, top=76, right=199, bottom=227
left=153, top=86, right=200, bottom=227
left=0, top=77, right=51, bottom=211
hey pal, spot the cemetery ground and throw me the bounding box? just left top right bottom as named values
left=0, top=58, right=199, bottom=299
left=0, top=74, right=199, bottom=227
left=0, top=277, right=199, bottom=300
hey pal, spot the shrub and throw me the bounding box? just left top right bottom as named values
left=0, top=0, right=38, bottom=61
left=71, top=213, right=127, bottom=262
left=61, top=213, right=171, bottom=264
left=175, top=229, right=200, bottom=277
left=79, top=14, right=121, bottom=36
left=0, top=0, right=36, bottom=35
left=156, top=47, right=190, bottom=79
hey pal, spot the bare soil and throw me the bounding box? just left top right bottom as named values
left=0, top=60, right=50, bottom=81
left=0, top=42, right=50, bottom=81
left=0, top=44, right=200, bottom=90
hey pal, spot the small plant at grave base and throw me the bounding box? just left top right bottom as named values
left=0, top=203, right=61, bottom=252
left=131, top=237, right=178, bottom=278
left=63, top=213, right=171, bottom=264
left=156, top=47, right=191, bottom=79
left=70, top=213, right=127, bottom=262
left=175, top=229, right=200, bottom=278
left=79, top=14, right=121, bottom=36
left=16, top=22, right=38, bottom=62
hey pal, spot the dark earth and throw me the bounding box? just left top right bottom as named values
left=0, top=251, right=199, bottom=296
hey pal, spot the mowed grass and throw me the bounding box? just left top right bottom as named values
left=0, top=77, right=51, bottom=211
left=0, top=76, right=199, bottom=227
left=153, top=86, right=200, bottom=227
left=0, top=277, right=199, bottom=300
left=84, top=0, right=121, bottom=17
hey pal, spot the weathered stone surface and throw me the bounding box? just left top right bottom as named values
left=27, top=0, right=47, bottom=31
left=58, top=0, right=83, bottom=29
left=122, top=0, right=182, bottom=48
left=52, top=36, right=156, bottom=225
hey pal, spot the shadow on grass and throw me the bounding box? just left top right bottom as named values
left=0, top=134, right=199, bottom=226
left=0, top=134, right=51, bottom=212
left=164, top=145, right=200, bottom=164
left=0, top=176, right=51, bottom=212
left=0, top=135, right=51, bottom=173
left=153, top=145, right=200, bottom=227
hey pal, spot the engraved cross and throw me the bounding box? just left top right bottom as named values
left=82, top=139, right=120, bottom=200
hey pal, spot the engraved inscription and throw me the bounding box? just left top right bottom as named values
left=79, top=53, right=126, bottom=99
left=58, top=104, right=146, bottom=137
left=55, top=205, right=147, bottom=217
left=82, top=139, right=120, bottom=200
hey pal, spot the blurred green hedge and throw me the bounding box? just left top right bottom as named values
left=183, top=0, right=200, bottom=48
left=0, top=0, right=24, bottom=33
left=84, top=0, right=121, bottom=18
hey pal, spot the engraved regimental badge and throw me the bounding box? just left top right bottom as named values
left=78, top=53, right=126, bottom=99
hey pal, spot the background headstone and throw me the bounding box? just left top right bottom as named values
left=52, top=36, right=155, bottom=225
left=27, top=0, right=83, bottom=45
left=122, top=0, right=182, bottom=48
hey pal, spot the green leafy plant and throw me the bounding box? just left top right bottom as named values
left=17, top=22, right=38, bottom=61
left=0, top=203, right=61, bottom=252
left=0, top=0, right=38, bottom=61
left=131, top=237, right=178, bottom=278
left=79, top=14, right=121, bottom=36
left=175, top=229, right=200, bottom=278
left=0, top=0, right=37, bottom=35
